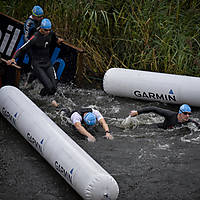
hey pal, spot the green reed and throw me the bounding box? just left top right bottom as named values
left=1, top=0, right=200, bottom=83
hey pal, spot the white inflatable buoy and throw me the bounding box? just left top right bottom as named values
left=103, top=68, right=200, bottom=107
left=0, top=86, right=119, bottom=200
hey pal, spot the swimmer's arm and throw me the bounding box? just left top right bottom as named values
left=130, top=106, right=172, bottom=118
left=74, top=122, right=96, bottom=142
left=99, top=118, right=113, bottom=140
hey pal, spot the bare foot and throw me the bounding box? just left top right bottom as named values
left=51, top=100, right=59, bottom=107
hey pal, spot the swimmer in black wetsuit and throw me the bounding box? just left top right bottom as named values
left=130, top=104, right=200, bottom=129
left=23, top=5, right=44, bottom=86
left=24, top=5, right=44, bottom=42
left=7, top=18, right=64, bottom=96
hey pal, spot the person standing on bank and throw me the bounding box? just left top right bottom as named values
left=24, top=5, right=44, bottom=42
left=129, top=104, right=200, bottom=129
left=7, top=18, right=64, bottom=96
left=23, top=5, right=44, bottom=86
left=51, top=101, right=113, bottom=142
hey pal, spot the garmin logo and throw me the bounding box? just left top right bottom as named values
left=1, top=107, right=17, bottom=126
left=0, top=24, right=21, bottom=56
left=27, top=133, right=43, bottom=154
left=55, top=161, right=74, bottom=184
left=133, top=90, right=176, bottom=102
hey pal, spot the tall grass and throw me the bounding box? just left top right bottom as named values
left=1, top=0, right=200, bottom=83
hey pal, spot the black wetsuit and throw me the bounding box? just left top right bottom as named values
left=71, top=108, right=93, bottom=123
left=23, top=16, right=41, bottom=83
left=58, top=107, right=92, bottom=117
left=13, top=31, right=58, bottom=96
left=24, top=16, right=41, bottom=42
left=137, top=106, right=199, bottom=129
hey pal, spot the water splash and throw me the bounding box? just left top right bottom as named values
left=18, top=73, right=200, bottom=145
left=121, top=115, right=139, bottom=130
left=181, top=131, right=200, bottom=144
left=156, top=143, right=170, bottom=150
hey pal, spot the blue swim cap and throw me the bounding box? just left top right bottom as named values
left=84, top=112, right=96, bottom=126
left=40, top=18, right=52, bottom=29
left=32, top=6, right=44, bottom=17
left=179, top=104, right=191, bottom=113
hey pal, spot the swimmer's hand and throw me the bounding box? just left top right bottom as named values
left=87, top=135, right=96, bottom=142
left=7, top=58, right=16, bottom=65
left=130, top=110, right=138, bottom=117
left=103, top=132, right=114, bottom=140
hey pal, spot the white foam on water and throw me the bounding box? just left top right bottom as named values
left=19, top=73, right=200, bottom=145
left=120, top=115, right=139, bottom=129
left=181, top=130, right=200, bottom=144
left=156, top=143, right=170, bottom=150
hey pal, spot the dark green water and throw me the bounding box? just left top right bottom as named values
left=0, top=75, right=200, bottom=200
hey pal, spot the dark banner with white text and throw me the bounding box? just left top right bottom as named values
left=0, top=12, right=83, bottom=84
